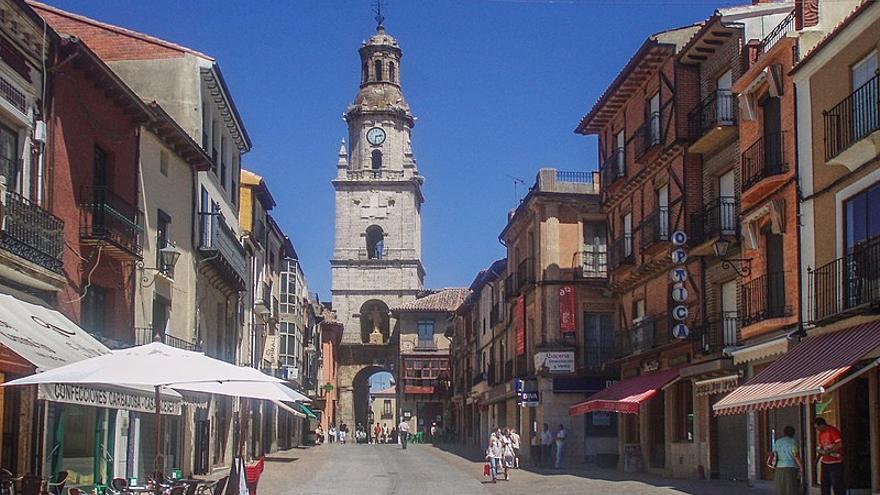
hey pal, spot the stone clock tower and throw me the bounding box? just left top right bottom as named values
left=331, top=21, right=425, bottom=428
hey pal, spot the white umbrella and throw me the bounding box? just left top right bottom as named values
left=3, top=342, right=307, bottom=493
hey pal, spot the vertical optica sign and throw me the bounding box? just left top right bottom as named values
left=670, top=230, right=690, bottom=339
left=559, top=285, right=576, bottom=338
left=516, top=295, right=525, bottom=355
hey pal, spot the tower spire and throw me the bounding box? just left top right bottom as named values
left=373, top=0, right=385, bottom=30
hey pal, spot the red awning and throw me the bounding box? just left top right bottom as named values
left=569, top=368, right=679, bottom=416
left=714, top=321, right=880, bottom=416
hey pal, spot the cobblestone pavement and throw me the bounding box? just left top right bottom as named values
left=258, top=442, right=772, bottom=495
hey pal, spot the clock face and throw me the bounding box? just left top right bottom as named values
left=366, top=127, right=386, bottom=146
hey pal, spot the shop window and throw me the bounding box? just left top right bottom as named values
left=673, top=380, right=694, bottom=442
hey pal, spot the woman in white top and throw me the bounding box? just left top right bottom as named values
left=501, top=430, right=515, bottom=479
left=485, top=432, right=504, bottom=482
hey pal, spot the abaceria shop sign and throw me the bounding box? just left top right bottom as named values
left=39, top=383, right=181, bottom=415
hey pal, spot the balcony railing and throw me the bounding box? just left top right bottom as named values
left=504, top=273, right=519, bottom=300
left=135, top=327, right=201, bottom=351
left=198, top=211, right=247, bottom=287
left=615, top=316, right=668, bottom=357
left=640, top=207, right=669, bottom=250
left=689, top=90, right=737, bottom=137
left=809, top=236, right=880, bottom=323
left=742, top=271, right=790, bottom=326
left=690, top=196, right=738, bottom=245
left=824, top=72, right=880, bottom=161
left=608, top=234, right=634, bottom=271
left=635, top=112, right=662, bottom=158
left=600, top=147, right=626, bottom=187
left=346, top=169, right=405, bottom=180
left=742, top=131, right=788, bottom=192
left=698, top=312, right=740, bottom=353
left=517, top=257, right=536, bottom=289
left=580, top=244, right=608, bottom=279
left=555, top=170, right=593, bottom=183
left=79, top=185, right=143, bottom=257
left=0, top=189, right=64, bottom=273
left=758, top=10, right=795, bottom=57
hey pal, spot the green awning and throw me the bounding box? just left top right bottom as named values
left=297, top=403, right=317, bottom=419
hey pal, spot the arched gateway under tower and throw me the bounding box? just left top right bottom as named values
left=330, top=20, right=425, bottom=430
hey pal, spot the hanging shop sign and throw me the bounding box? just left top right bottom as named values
left=559, top=285, right=576, bottom=337
left=534, top=351, right=575, bottom=374
left=670, top=230, right=690, bottom=340
left=39, top=383, right=182, bottom=415
left=516, top=295, right=525, bottom=356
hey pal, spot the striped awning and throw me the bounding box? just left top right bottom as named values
left=569, top=368, right=679, bottom=416
left=713, top=321, right=880, bottom=416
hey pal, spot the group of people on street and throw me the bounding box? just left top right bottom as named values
left=768, top=418, right=844, bottom=495
left=323, top=423, right=350, bottom=444
left=529, top=424, right=566, bottom=469
left=371, top=422, right=397, bottom=444
left=484, top=428, right=521, bottom=483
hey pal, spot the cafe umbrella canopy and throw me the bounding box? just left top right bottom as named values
left=3, top=341, right=310, bottom=491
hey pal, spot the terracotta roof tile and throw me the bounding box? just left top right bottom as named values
left=391, top=288, right=470, bottom=313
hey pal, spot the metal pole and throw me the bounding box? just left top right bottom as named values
left=155, top=385, right=162, bottom=495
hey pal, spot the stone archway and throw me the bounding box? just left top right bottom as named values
left=351, top=365, right=393, bottom=435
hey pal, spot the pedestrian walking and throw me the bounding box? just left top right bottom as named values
left=430, top=422, right=438, bottom=443
left=382, top=423, right=390, bottom=444
left=398, top=419, right=410, bottom=449
left=501, top=430, right=515, bottom=479
left=374, top=422, right=382, bottom=444
left=485, top=431, right=504, bottom=483
left=767, top=425, right=802, bottom=495
left=328, top=425, right=336, bottom=444
left=315, top=425, right=324, bottom=445
left=509, top=429, right=521, bottom=469
left=815, top=417, right=845, bottom=495
left=540, top=424, right=553, bottom=467
left=555, top=424, right=566, bottom=469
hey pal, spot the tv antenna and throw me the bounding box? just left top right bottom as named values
left=505, top=174, right=525, bottom=205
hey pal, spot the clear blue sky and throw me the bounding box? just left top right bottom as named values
left=48, top=0, right=742, bottom=298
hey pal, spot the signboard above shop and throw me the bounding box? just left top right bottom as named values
left=39, top=383, right=182, bottom=415
left=534, top=351, right=575, bottom=374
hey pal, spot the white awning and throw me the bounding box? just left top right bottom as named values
left=0, top=293, right=107, bottom=371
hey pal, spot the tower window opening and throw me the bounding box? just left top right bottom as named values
left=371, top=149, right=383, bottom=170
left=366, top=225, right=385, bottom=260
left=389, top=62, right=396, bottom=83
left=374, top=59, right=383, bottom=82
left=362, top=62, right=368, bottom=83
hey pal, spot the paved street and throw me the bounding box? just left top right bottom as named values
left=259, top=443, right=773, bottom=494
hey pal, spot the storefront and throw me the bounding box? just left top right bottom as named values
left=714, top=321, right=880, bottom=492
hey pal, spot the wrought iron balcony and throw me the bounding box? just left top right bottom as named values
left=608, top=234, right=634, bottom=271
left=689, top=90, right=737, bottom=138
left=824, top=72, right=880, bottom=162
left=198, top=210, right=247, bottom=290
left=690, top=196, right=738, bottom=246
left=135, top=327, right=201, bottom=351
left=742, top=131, right=788, bottom=193
left=0, top=189, right=64, bottom=273
left=635, top=112, right=662, bottom=158
left=697, top=312, right=740, bottom=353
left=757, top=10, right=795, bottom=58
left=517, top=257, right=536, bottom=289
left=600, top=147, right=626, bottom=188
left=809, top=236, right=880, bottom=323
left=504, top=272, right=519, bottom=300
left=640, top=207, right=669, bottom=250
left=79, top=185, right=143, bottom=258
left=742, top=271, right=791, bottom=326
left=615, top=316, right=668, bottom=357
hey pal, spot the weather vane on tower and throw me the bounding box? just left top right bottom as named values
left=373, top=0, right=386, bottom=29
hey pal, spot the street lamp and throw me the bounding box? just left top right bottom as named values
left=713, top=239, right=751, bottom=277
left=137, top=242, right=182, bottom=281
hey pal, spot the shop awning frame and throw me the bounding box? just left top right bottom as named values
left=569, top=368, right=680, bottom=416
left=713, top=321, right=880, bottom=416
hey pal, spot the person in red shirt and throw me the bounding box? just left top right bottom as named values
left=814, top=417, right=845, bottom=495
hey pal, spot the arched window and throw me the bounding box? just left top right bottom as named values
left=366, top=225, right=384, bottom=260
left=389, top=62, right=396, bottom=83
left=374, top=59, right=383, bottom=82
left=371, top=149, right=383, bottom=170
left=362, top=62, right=368, bottom=83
